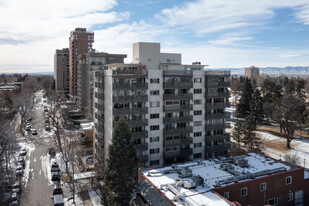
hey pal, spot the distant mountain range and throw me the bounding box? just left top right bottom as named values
left=207, top=66, right=309, bottom=76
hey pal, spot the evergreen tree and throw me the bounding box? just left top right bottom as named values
left=103, top=117, right=138, bottom=206
left=242, top=115, right=260, bottom=151
left=250, top=89, right=263, bottom=128
left=285, top=79, right=295, bottom=94
left=236, top=77, right=253, bottom=118
left=232, top=120, right=243, bottom=149
left=272, top=84, right=282, bottom=103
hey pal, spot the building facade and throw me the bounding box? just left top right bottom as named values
left=54, top=48, right=70, bottom=95
left=69, top=28, right=94, bottom=98
left=93, top=42, right=230, bottom=168
left=76, top=52, right=127, bottom=118
left=244, top=66, right=259, bottom=78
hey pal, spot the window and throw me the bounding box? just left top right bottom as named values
left=194, top=99, right=202, bottom=105
left=150, top=90, right=160, bottom=95
left=194, top=121, right=202, bottom=127
left=194, top=89, right=202, bottom=94
left=286, top=176, right=292, bottom=185
left=260, top=182, right=266, bottom=192
left=150, top=160, right=160, bottom=166
left=194, top=78, right=202, bottom=83
left=150, top=101, right=160, bottom=107
left=150, top=148, right=160, bottom=154
left=150, top=78, right=160, bottom=84
left=150, top=136, right=159, bottom=142
left=223, top=192, right=229, bottom=199
left=150, top=125, right=159, bottom=131
left=194, top=132, right=202, bottom=137
left=194, top=142, right=202, bottom=148
left=295, top=190, right=303, bottom=204
left=265, top=197, right=278, bottom=205
left=150, top=113, right=159, bottom=119
left=240, top=187, right=247, bottom=197
left=288, top=192, right=293, bottom=201
left=194, top=110, right=202, bottom=115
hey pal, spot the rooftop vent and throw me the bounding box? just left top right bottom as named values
left=179, top=167, right=192, bottom=178
left=236, top=159, right=249, bottom=168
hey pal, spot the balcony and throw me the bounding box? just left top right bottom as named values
left=205, top=81, right=230, bottom=88
left=113, top=68, right=147, bottom=77
left=163, top=93, right=193, bottom=100
left=164, top=137, right=193, bottom=146
left=180, top=148, right=193, bottom=156
left=164, top=150, right=180, bottom=158
left=206, top=92, right=230, bottom=98
left=163, top=70, right=193, bottom=76
left=163, top=104, right=193, bottom=112
left=163, top=82, right=193, bottom=88
left=206, top=143, right=231, bottom=152
left=133, top=131, right=148, bottom=138
left=138, top=155, right=148, bottom=162
left=205, top=102, right=230, bottom=108
left=113, top=95, right=148, bottom=103
left=205, top=123, right=226, bottom=131
left=163, top=126, right=193, bottom=135
left=113, top=83, right=148, bottom=90
left=163, top=115, right=193, bottom=123
left=127, top=119, right=148, bottom=127
left=113, top=107, right=148, bottom=115
left=205, top=133, right=230, bottom=141
left=135, top=143, right=148, bottom=151
left=205, top=113, right=225, bottom=119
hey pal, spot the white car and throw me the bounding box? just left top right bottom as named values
left=16, top=165, right=23, bottom=176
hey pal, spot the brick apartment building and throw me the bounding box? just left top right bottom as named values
left=54, top=48, right=70, bottom=95
left=69, top=28, right=94, bottom=99
left=137, top=153, right=309, bottom=206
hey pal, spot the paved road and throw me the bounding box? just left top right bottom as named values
left=20, top=91, right=53, bottom=206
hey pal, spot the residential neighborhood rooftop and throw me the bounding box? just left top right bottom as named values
left=141, top=153, right=293, bottom=206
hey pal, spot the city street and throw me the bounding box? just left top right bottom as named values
left=19, top=90, right=53, bottom=206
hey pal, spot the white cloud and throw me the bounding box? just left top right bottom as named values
left=156, top=0, right=309, bottom=35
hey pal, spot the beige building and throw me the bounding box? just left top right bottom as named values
left=76, top=52, right=127, bottom=118
left=245, top=66, right=259, bottom=78
left=93, top=42, right=230, bottom=168
left=69, top=28, right=94, bottom=99
left=54, top=48, right=70, bottom=95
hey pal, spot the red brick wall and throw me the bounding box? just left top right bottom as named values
left=213, top=168, right=307, bottom=206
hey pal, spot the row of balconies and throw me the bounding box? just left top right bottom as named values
left=205, top=81, right=230, bottom=87
left=163, top=148, right=193, bottom=158
left=112, top=83, right=148, bottom=90
left=163, top=93, right=193, bottom=100
left=205, top=143, right=231, bottom=152
left=163, top=126, right=193, bottom=135
left=163, top=115, right=193, bottom=123
left=205, top=113, right=226, bottom=119
left=205, top=102, right=230, bottom=108
left=163, top=104, right=193, bottom=112
left=163, top=137, right=193, bottom=146
left=113, top=95, right=148, bottom=103
left=113, top=107, right=148, bottom=115
left=205, top=123, right=226, bottom=131
left=163, top=82, right=193, bottom=88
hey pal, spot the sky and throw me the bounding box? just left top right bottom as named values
left=1, top=0, right=309, bottom=73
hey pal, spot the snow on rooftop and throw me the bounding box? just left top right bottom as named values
left=143, top=153, right=291, bottom=206
left=80, top=122, right=94, bottom=130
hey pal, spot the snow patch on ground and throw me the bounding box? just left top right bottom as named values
left=18, top=142, right=35, bottom=187
left=64, top=194, right=83, bottom=206
left=89, top=190, right=103, bottom=206
left=41, top=154, right=52, bottom=185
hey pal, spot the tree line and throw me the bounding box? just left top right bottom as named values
left=232, top=75, right=308, bottom=150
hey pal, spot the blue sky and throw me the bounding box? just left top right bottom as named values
left=0, top=0, right=309, bottom=73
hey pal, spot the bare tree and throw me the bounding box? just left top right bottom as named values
left=271, top=94, right=306, bottom=148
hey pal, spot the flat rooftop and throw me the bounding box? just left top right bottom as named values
left=142, top=153, right=292, bottom=206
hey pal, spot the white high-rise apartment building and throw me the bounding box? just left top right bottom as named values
left=93, top=42, right=230, bottom=168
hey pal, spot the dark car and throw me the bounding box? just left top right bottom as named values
left=53, top=183, right=63, bottom=195
left=11, top=181, right=22, bottom=194
left=48, top=147, right=56, bottom=157
left=31, top=129, right=38, bottom=135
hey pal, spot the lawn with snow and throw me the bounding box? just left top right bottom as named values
left=89, top=190, right=103, bottom=206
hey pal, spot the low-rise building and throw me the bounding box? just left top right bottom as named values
left=137, top=153, right=309, bottom=206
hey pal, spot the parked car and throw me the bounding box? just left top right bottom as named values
left=8, top=192, right=19, bottom=206
left=53, top=183, right=63, bottom=195
left=45, top=125, right=50, bottom=131
left=17, top=157, right=25, bottom=168
left=27, top=117, right=32, bottom=121
left=25, top=126, right=31, bottom=131
left=51, top=162, right=60, bottom=173
left=31, top=129, right=38, bottom=135
left=19, top=149, right=27, bottom=156
left=53, top=194, right=64, bottom=206
left=45, top=118, right=49, bottom=123
left=11, top=181, right=22, bottom=194
left=51, top=173, right=61, bottom=183
left=48, top=147, right=56, bottom=157
left=15, top=166, right=23, bottom=176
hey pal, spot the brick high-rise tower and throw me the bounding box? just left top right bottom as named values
left=69, top=28, right=94, bottom=98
